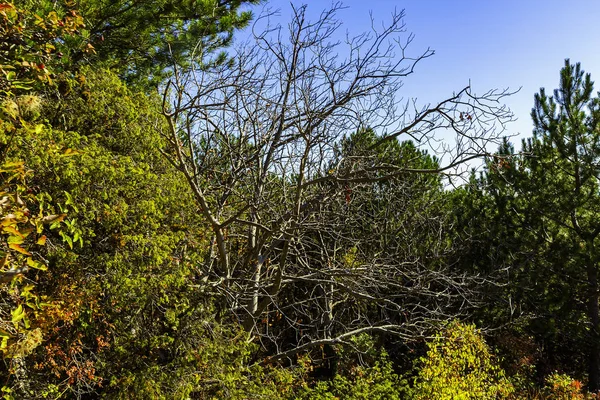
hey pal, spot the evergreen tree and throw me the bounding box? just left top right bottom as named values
left=454, top=60, right=600, bottom=391
left=16, top=0, right=260, bottom=87
left=526, top=60, right=600, bottom=391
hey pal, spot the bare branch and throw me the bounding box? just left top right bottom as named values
left=160, top=2, right=514, bottom=360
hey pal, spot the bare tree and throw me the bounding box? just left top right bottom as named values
left=160, top=3, right=514, bottom=361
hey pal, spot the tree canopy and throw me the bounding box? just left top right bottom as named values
left=15, top=0, right=260, bottom=87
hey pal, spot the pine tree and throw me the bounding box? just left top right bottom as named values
left=457, top=60, right=600, bottom=391
left=527, top=60, right=600, bottom=391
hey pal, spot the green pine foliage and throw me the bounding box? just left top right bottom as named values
left=15, top=0, right=260, bottom=87
left=452, top=60, right=600, bottom=393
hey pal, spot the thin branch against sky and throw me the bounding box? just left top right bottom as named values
left=239, top=0, right=600, bottom=147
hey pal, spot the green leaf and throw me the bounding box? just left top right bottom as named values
left=60, top=231, right=73, bottom=249
left=7, top=235, right=24, bottom=245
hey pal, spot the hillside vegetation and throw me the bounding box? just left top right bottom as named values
left=0, top=1, right=598, bottom=398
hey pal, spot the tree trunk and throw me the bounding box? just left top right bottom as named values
left=587, top=262, right=600, bottom=392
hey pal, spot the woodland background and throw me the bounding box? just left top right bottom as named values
left=1, top=1, right=599, bottom=399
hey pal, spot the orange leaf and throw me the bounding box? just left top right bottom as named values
left=9, top=243, right=31, bottom=255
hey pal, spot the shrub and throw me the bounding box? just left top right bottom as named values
left=413, top=320, right=514, bottom=400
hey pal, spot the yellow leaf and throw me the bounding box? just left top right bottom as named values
left=61, top=148, right=81, bottom=157
left=26, top=257, right=46, bottom=271
left=11, top=305, right=24, bottom=327
left=36, top=235, right=46, bottom=245
left=22, top=284, right=34, bottom=293
left=3, top=226, right=23, bottom=237
left=0, top=161, right=24, bottom=173
left=1, top=217, right=17, bottom=226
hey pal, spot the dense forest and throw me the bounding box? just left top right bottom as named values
left=1, top=1, right=599, bottom=398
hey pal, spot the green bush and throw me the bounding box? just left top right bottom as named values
left=297, top=354, right=407, bottom=400
left=413, top=320, right=514, bottom=400
left=296, top=334, right=410, bottom=400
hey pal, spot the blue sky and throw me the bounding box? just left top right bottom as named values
left=241, top=0, right=600, bottom=148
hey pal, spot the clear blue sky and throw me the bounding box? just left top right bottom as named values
left=240, top=0, right=600, bottom=148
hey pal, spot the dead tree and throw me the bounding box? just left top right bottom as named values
left=160, top=3, right=514, bottom=360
